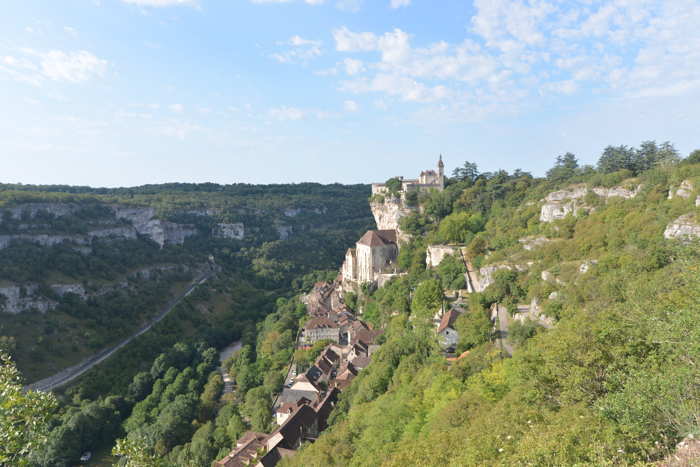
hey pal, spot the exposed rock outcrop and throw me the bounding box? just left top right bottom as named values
left=519, top=236, right=550, bottom=251
left=540, top=184, right=641, bottom=223
left=0, top=203, right=83, bottom=223
left=0, top=285, right=55, bottom=314
left=426, top=245, right=465, bottom=268
left=476, top=262, right=530, bottom=292
left=112, top=206, right=196, bottom=247
left=370, top=198, right=413, bottom=231
left=592, top=185, right=642, bottom=199
left=539, top=186, right=589, bottom=223
left=668, top=180, right=694, bottom=200
left=277, top=225, right=293, bottom=240
left=664, top=214, right=700, bottom=240
left=214, top=223, right=245, bottom=240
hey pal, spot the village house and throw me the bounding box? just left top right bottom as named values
left=300, top=317, right=341, bottom=346
left=437, top=308, right=462, bottom=351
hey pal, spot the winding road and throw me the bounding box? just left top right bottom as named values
left=25, top=266, right=215, bottom=393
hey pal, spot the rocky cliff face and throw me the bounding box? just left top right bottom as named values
left=668, top=180, right=694, bottom=200
left=112, top=206, right=196, bottom=247
left=540, top=184, right=641, bottom=223
left=664, top=214, right=700, bottom=240
left=476, top=262, right=531, bottom=292
left=426, top=245, right=464, bottom=268
left=0, top=264, right=188, bottom=313
left=0, top=203, right=83, bottom=222
left=214, top=223, right=245, bottom=240
left=0, top=285, right=55, bottom=314
left=370, top=198, right=414, bottom=231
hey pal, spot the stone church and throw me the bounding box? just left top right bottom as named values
left=342, top=230, right=398, bottom=285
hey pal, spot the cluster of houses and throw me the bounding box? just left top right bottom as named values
left=215, top=281, right=381, bottom=467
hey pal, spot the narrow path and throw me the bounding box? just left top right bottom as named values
left=25, top=266, right=215, bottom=393
left=494, top=304, right=514, bottom=356
left=218, top=340, right=242, bottom=396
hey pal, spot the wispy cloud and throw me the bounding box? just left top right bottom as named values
left=272, top=36, right=322, bottom=64
left=319, top=1, right=700, bottom=121
left=0, top=49, right=108, bottom=85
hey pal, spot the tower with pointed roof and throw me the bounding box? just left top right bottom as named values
left=438, top=154, right=445, bottom=187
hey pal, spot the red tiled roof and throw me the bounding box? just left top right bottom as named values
left=437, top=309, right=461, bottom=334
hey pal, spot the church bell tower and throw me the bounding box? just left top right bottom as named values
left=438, top=154, right=445, bottom=187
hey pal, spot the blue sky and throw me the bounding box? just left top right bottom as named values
left=1, top=0, right=699, bottom=187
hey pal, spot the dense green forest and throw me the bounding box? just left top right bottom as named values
left=0, top=182, right=372, bottom=466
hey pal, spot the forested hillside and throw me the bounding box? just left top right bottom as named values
left=284, top=142, right=700, bottom=466
left=0, top=182, right=372, bottom=466
left=7, top=143, right=700, bottom=466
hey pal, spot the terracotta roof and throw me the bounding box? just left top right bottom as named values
left=357, top=229, right=398, bottom=247
left=215, top=432, right=268, bottom=467
left=437, top=309, right=461, bottom=334
left=304, top=317, right=338, bottom=330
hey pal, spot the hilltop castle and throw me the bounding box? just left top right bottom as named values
left=343, top=157, right=446, bottom=287
left=371, top=155, right=445, bottom=197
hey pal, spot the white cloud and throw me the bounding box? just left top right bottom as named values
left=272, top=36, right=322, bottom=63
left=390, top=0, right=410, bottom=8
left=343, top=100, right=359, bottom=112
left=333, top=26, right=377, bottom=51
left=323, top=1, right=700, bottom=122
left=64, top=26, right=78, bottom=37
left=39, top=50, right=107, bottom=83
left=1, top=49, right=108, bottom=85
left=169, top=104, right=184, bottom=113
left=122, top=0, right=197, bottom=6
left=342, top=58, right=364, bottom=75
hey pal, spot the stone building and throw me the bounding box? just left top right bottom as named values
left=371, top=155, right=445, bottom=197
left=301, top=317, right=341, bottom=346
left=342, top=230, right=398, bottom=285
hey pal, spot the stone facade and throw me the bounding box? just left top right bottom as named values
left=371, top=155, right=446, bottom=197
left=342, top=230, right=398, bottom=285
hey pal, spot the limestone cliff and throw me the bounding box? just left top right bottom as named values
left=370, top=197, right=414, bottom=232
left=214, top=223, right=245, bottom=240
left=664, top=214, right=700, bottom=240
left=668, top=180, right=694, bottom=199
left=112, top=206, right=196, bottom=247
left=540, top=183, right=641, bottom=223
left=426, top=245, right=465, bottom=268
left=0, top=264, right=189, bottom=314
